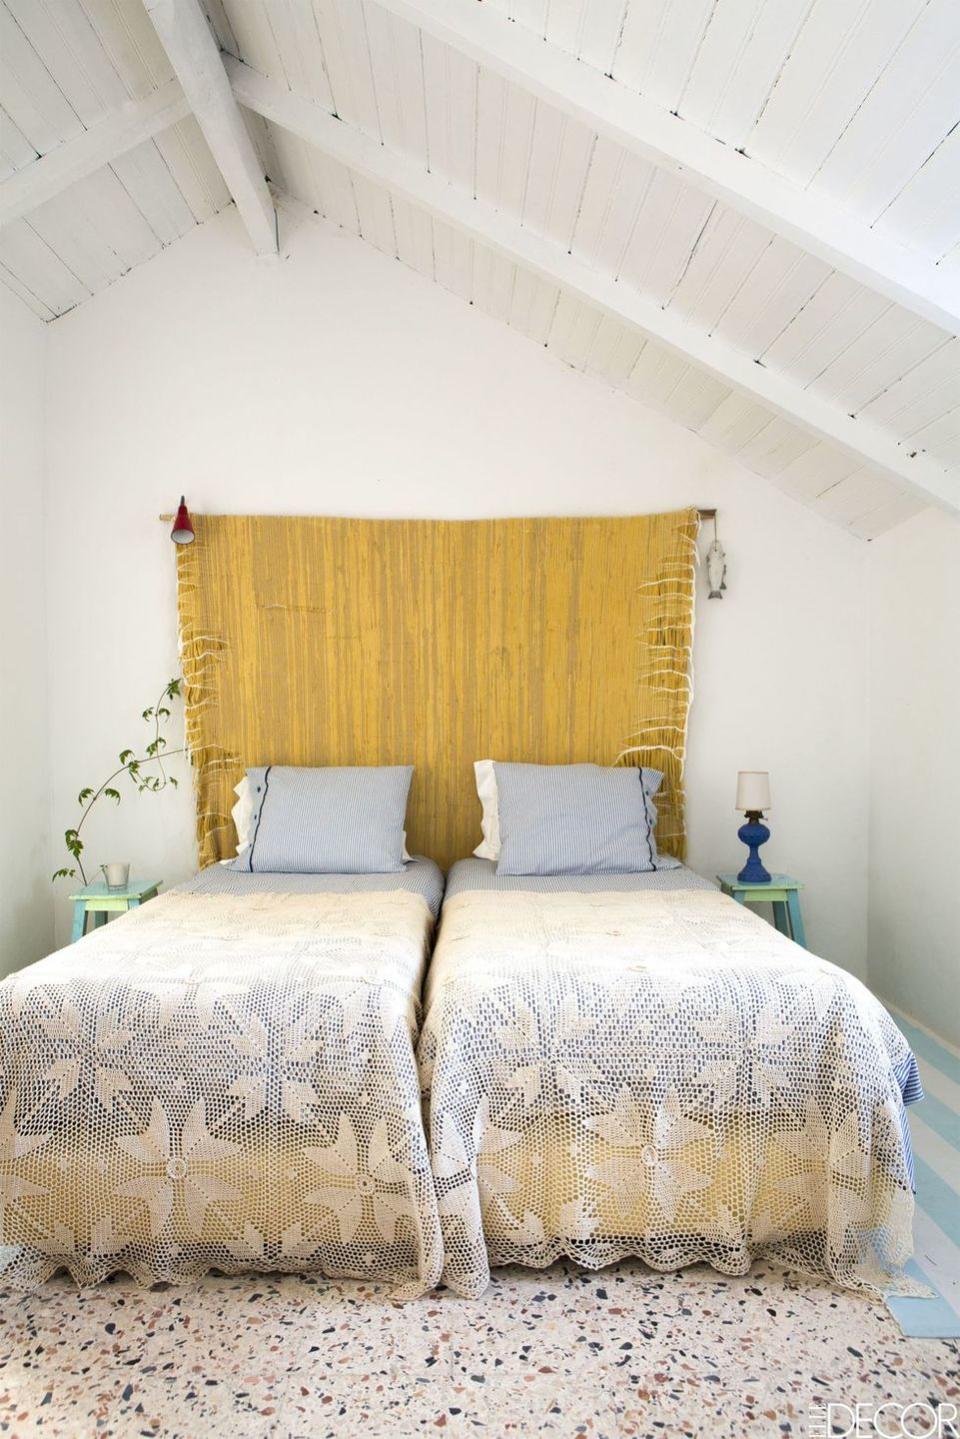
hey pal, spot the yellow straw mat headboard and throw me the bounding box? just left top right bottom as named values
left=177, top=510, right=699, bottom=871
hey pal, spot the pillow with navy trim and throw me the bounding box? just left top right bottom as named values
left=493, top=762, right=662, bottom=876
left=231, top=765, right=414, bottom=874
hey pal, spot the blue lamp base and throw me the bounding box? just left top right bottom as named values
left=737, top=813, right=771, bottom=883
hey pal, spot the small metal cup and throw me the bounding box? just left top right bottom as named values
left=102, top=862, right=130, bottom=892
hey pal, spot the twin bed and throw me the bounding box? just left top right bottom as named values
left=0, top=846, right=919, bottom=1300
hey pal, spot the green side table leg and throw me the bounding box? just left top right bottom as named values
left=732, top=892, right=747, bottom=905
left=93, top=910, right=108, bottom=928
left=127, top=898, right=140, bottom=909
left=772, top=901, right=791, bottom=936
left=70, top=902, right=86, bottom=943
left=786, top=891, right=807, bottom=949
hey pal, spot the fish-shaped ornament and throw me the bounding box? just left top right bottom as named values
left=706, top=537, right=727, bottom=599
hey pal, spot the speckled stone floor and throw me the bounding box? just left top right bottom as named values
left=1, top=1261, right=957, bottom=1438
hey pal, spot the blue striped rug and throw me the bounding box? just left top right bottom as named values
left=886, top=1006, right=960, bottom=1338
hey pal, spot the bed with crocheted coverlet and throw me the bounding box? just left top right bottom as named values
left=0, top=860, right=444, bottom=1296
left=420, top=861, right=921, bottom=1298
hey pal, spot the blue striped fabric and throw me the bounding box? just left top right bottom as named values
left=230, top=765, right=413, bottom=874
left=885, top=1007, right=960, bottom=1338
left=445, top=856, right=715, bottom=898
left=494, top=763, right=660, bottom=876
left=892, top=1051, right=924, bottom=1190
left=178, top=854, right=445, bottom=917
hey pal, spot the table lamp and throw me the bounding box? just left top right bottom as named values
left=736, top=771, right=772, bottom=883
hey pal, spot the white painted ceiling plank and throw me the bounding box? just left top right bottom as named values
left=370, top=0, right=960, bottom=331
left=876, top=127, right=960, bottom=262
left=545, top=0, right=587, bottom=57
left=227, top=56, right=958, bottom=512
left=677, top=0, right=812, bottom=150
left=309, top=0, right=381, bottom=138
left=431, top=214, right=474, bottom=300
left=0, top=214, right=90, bottom=312
left=144, top=0, right=276, bottom=254
left=570, top=135, right=653, bottom=274
left=584, top=313, right=644, bottom=385
left=475, top=69, right=535, bottom=217
left=576, top=0, right=627, bottom=76
left=548, top=291, right=604, bottom=368
left=350, top=169, right=396, bottom=254
left=77, top=0, right=176, bottom=96
left=813, top=469, right=903, bottom=526
left=200, top=0, right=238, bottom=57
left=0, top=77, right=190, bottom=227
left=712, top=238, right=831, bottom=357
left=612, top=0, right=714, bottom=112
left=812, top=0, right=960, bottom=220
left=747, top=0, right=926, bottom=185
left=364, top=2, right=428, bottom=165
left=850, top=490, right=928, bottom=539
left=523, top=100, right=595, bottom=247
left=734, top=416, right=819, bottom=479
left=313, top=150, right=362, bottom=233
left=0, top=3, right=84, bottom=154
left=4, top=0, right=129, bottom=125
left=508, top=265, right=558, bottom=342
left=618, top=169, right=715, bottom=302
left=760, top=272, right=891, bottom=386
left=663, top=368, right=733, bottom=430
left=28, top=167, right=155, bottom=290
left=667, top=210, right=772, bottom=332
left=0, top=254, right=55, bottom=318
left=216, top=0, right=289, bottom=91
left=697, top=391, right=773, bottom=452
left=421, top=32, right=477, bottom=196
left=0, top=104, right=38, bottom=178
left=110, top=136, right=199, bottom=245
left=153, top=114, right=231, bottom=222
left=810, top=308, right=948, bottom=416
left=775, top=442, right=861, bottom=502
left=473, top=244, right=516, bottom=325
left=392, top=190, right=433, bottom=274
left=859, top=339, right=960, bottom=421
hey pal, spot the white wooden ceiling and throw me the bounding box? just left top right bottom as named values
left=2, top=0, right=959, bottom=538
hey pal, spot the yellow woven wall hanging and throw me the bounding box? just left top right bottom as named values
left=176, top=510, right=699, bottom=871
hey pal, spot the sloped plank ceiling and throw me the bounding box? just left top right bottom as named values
left=2, top=0, right=958, bottom=538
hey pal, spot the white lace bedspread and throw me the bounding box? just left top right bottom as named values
left=0, top=888, right=442, bottom=1296
left=420, top=889, right=916, bottom=1297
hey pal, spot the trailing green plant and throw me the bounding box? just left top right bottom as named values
left=53, top=678, right=184, bottom=885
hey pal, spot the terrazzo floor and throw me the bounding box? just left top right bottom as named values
left=1, top=1261, right=957, bottom=1438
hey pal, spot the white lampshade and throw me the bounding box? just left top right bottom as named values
left=736, top=770, right=771, bottom=813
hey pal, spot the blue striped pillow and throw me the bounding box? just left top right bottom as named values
left=494, top=763, right=659, bottom=876
left=230, top=765, right=413, bottom=874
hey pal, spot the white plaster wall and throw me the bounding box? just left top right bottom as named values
left=44, top=206, right=871, bottom=971
left=0, top=287, right=52, bottom=974
left=868, top=508, right=960, bottom=1045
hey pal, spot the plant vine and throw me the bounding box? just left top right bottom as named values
left=52, top=678, right=184, bottom=885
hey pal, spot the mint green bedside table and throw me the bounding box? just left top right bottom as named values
left=717, top=873, right=807, bottom=948
left=69, top=879, right=162, bottom=943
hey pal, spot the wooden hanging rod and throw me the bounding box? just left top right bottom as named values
left=158, top=507, right=719, bottom=520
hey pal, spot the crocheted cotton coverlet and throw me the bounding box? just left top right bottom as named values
left=0, top=887, right=442, bottom=1296
left=420, top=888, right=917, bottom=1297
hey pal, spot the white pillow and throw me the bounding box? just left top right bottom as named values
left=220, top=777, right=255, bottom=864
left=221, top=775, right=413, bottom=865
left=472, top=759, right=501, bottom=860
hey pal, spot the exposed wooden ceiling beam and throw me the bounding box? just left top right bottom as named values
left=0, top=79, right=190, bottom=229
left=374, top=0, right=960, bottom=337
left=143, top=0, right=276, bottom=255
left=227, top=58, right=958, bottom=515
